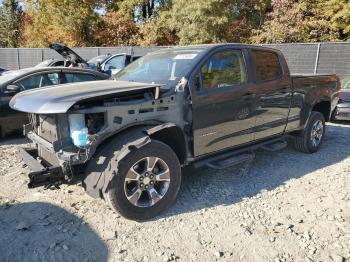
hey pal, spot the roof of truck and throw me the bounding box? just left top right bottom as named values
left=154, top=43, right=280, bottom=53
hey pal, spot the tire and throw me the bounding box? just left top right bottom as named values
left=330, top=108, right=337, bottom=122
left=105, top=140, right=181, bottom=221
left=293, top=111, right=325, bottom=153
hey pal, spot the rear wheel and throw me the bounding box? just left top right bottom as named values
left=105, top=140, right=181, bottom=221
left=293, top=111, right=325, bottom=153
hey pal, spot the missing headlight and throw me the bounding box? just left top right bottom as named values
left=85, top=113, right=105, bottom=134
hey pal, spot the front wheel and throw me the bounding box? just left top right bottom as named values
left=105, top=140, right=181, bottom=221
left=292, top=111, right=326, bottom=153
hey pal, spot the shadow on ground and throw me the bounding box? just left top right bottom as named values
left=0, top=202, right=108, bottom=262
left=159, top=123, right=350, bottom=218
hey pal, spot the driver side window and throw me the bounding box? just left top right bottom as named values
left=15, top=75, right=43, bottom=91
left=15, top=73, right=60, bottom=91
left=105, top=56, right=125, bottom=70
left=200, top=49, right=247, bottom=90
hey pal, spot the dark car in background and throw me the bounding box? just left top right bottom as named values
left=0, top=67, right=109, bottom=137
left=333, top=76, right=350, bottom=121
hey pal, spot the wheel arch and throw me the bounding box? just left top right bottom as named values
left=312, top=100, right=331, bottom=122
left=83, top=122, right=187, bottom=199
left=145, top=124, right=188, bottom=165
left=300, top=99, right=331, bottom=128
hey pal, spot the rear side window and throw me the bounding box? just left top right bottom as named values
left=64, top=73, right=97, bottom=83
left=52, top=61, right=64, bottom=67
left=252, top=50, right=282, bottom=82
left=200, top=49, right=247, bottom=90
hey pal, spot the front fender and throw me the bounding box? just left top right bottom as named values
left=83, top=123, right=181, bottom=199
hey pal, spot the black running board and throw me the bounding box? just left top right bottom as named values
left=261, top=140, right=287, bottom=152
left=193, top=137, right=287, bottom=170
left=205, top=153, right=255, bottom=170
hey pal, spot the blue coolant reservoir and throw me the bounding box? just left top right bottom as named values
left=68, top=114, right=88, bottom=147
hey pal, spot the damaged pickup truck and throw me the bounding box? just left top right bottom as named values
left=10, top=44, right=340, bottom=220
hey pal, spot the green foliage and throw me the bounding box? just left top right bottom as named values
left=0, top=0, right=22, bottom=47
left=22, top=0, right=100, bottom=47
left=1, top=0, right=348, bottom=47
left=321, top=0, right=350, bottom=41
left=138, top=15, right=178, bottom=46
left=252, top=0, right=350, bottom=43
left=95, top=11, right=139, bottom=46
left=166, top=0, right=233, bottom=45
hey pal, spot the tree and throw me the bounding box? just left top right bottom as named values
left=138, top=16, right=178, bottom=46
left=0, top=0, right=22, bottom=47
left=251, top=0, right=350, bottom=43
left=321, top=0, right=350, bottom=41
left=95, top=11, right=139, bottom=46
left=22, top=0, right=100, bottom=47
left=159, top=0, right=272, bottom=45
left=165, top=0, right=233, bottom=45
left=119, top=0, right=171, bottom=22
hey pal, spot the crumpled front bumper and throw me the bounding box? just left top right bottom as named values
left=19, top=147, right=64, bottom=188
left=334, top=102, right=350, bottom=121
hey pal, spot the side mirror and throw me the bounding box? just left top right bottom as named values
left=5, top=84, right=20, bottom=94
left=96, top=61, right=102, bottom=72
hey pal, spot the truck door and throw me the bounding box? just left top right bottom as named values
left=191, top=48, right=258, bottom=156
left=250, top=49, right=292, bottom=141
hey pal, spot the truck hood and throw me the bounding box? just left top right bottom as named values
left=10, top=80, right=160, bottom=114
left=49, top=43, right=87, bottom=65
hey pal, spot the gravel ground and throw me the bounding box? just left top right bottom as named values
left=0, top=123, right=349, bottom=262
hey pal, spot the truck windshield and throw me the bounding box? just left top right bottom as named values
left=115, top=49, right=206, bottom=89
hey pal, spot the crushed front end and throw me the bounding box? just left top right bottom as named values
left=11, top=80, right=188, bottom=189
left=22, top=113, right=93, bottom=187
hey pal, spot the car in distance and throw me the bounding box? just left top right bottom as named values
left=333, top=76, right=350, bottom=121
left=11, top=44, right=340, bottom=220
left=0, top=67, right=109, bottom=137
left=87, top=53, right=141, bottom=76
left=35, top=58, right=66, bottom=68
left=46, top=43, right=141, bottom=76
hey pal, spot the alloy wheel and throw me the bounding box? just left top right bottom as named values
left=124, top=156, right=170, bottom=207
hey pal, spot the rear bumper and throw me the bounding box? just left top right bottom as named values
left=334, top=103, right=350, bottom=121
left=19, top=147, right=64, bottom=188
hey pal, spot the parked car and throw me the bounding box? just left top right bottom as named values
left=35, top=58, right=66, bottom=68
left=0, top=67, right=8, bottom=76
left=46, top=43, right=140, bottom=76
left=332, top=76, right=350, bottom=121
left=87, top=53, right=141, bottom=76
left=11, top=44, right=340, bottom=220
left=0, top=67, right=109, bottom=137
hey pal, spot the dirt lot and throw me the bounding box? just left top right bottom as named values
left=0, top=123, right=349, bottom=262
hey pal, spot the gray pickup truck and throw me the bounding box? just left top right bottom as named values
left=10, top=44, right=340, bottom=220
